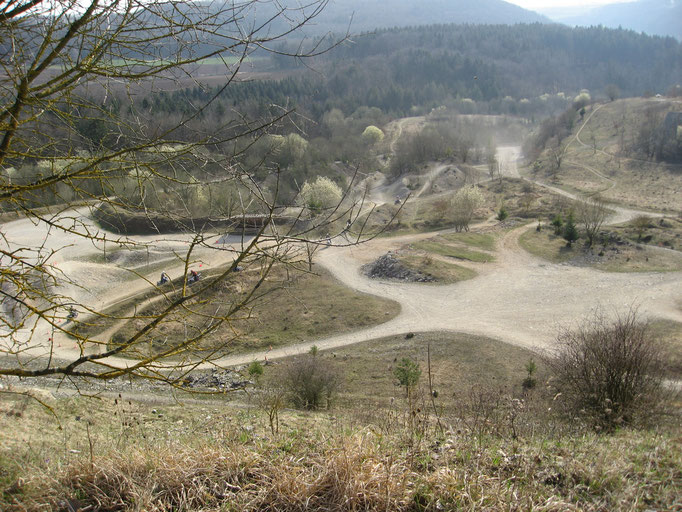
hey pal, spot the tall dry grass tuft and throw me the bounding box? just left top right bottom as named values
left=53, top=444, right=262, bottom=511
left=4, top=394, right=679, bottom=512
left=269, top=434, right=413, bottom=511
left=43, top=433, right=416, bottom=512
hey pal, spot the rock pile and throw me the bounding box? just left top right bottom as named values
left=363, top=253, right=435, bottom=282
left=183, top=369, right=250, bottom=391
left=599, top=231, right=631, bottom=246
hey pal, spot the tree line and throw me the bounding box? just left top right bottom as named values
left=127, top=23, right=681, bottom=134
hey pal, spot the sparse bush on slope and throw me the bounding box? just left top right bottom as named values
left=548, top=309, right=669, bottom=430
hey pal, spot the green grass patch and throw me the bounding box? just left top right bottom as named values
left=50, top=55, right=264, bottom=71
left=519, top=229, right=576, bottom=263
left=398, top=255, right=477, bottom=284
left=440, top=232, right=497, bottom=251
left=412, top=239, right=494, bottom=263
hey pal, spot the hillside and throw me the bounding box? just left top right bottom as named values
left=159, top=24, right=682, bottom=142
left=527, top=97, right=682, bottom=212
left=2, top=1, right=682, bottom=509
left=2, top=329, right=681, bottom=510
left=311, top=23, right=682, bottom=98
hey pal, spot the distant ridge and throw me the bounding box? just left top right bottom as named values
left=550, top=0, right=681, bottom=40
left=302, top=0, right=550, bottom=33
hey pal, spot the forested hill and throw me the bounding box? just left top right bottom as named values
left=133, top=23, right=682, bottom=147
left=312, top=23, right=681, bottom=98
left=211, top=23, right=682, bottom=121
left=293, top=0, right=549, bottom=33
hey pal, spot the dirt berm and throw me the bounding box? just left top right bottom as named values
left=93, top=203, right=295, bottom=235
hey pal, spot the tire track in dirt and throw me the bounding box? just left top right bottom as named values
left=24, top=193, right=682, bottom=371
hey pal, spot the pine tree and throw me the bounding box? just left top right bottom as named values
left=551, top=213, right=563, bottom=235
left=563, top=211, right=579, bottom=247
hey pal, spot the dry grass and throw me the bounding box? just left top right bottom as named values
left=3, top=400, right=680, bottom=511
left=592, top=246, right=682, bottom=273
left=105, top=264, right=400, bottom=358
left=529, top=98, right=682, bottom=212
left=358, top=191, right=489, bottom=237
left=52, top=440, right=413, bottom=511
left=479, top=177, right=576, bottom=221
left=649, top=319, right=682, bottom=380
left=329, top=331, right=540, bottom=413
left=611, top=215, right=682, bottom=252
left=519, top=228, right=682, bottom=272
left=2, top=322, right=681, bottom=512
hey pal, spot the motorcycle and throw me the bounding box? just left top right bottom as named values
left=64, top=307, right=78, bottom=323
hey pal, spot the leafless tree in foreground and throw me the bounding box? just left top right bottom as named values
left=547, top=308, right=668, bottom=430
left=0, top=0, right=379, bottom=387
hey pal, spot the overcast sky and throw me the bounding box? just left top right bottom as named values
left=506, top=0, right=631, bottom=8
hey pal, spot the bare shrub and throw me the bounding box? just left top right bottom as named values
left=256, top=385, right=287, bottom=435
left=547, top=309, right=668, bottom=430
left=578, top=197, right=608, bottom=246
left=631, top=215, right=652, bottom=241
left=284, top=351, right=341, bottom=410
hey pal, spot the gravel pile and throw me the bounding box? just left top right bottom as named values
left=362, top=253, right=435, bottom=282
left=183, top=369, right=251, bottom=391
left=599, top=231, right=632, bottom=246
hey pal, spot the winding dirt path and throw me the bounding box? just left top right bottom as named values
left=210, top=221, right=681, bottom=367
left=205, top=148, right=680, bottom=367
left=3, top=146, right=681, bottom=372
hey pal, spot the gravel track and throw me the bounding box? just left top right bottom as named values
left=3, top=148, right=681, bottom=372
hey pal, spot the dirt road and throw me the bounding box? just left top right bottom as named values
left=209, top=222, right=681, bottom=367
left=496, top=146, right=522, bottom=178
left=3, top=150, right=681, bottom=371
left=206, top=148, right=681, bottom=366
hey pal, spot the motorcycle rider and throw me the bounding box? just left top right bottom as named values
left=188, top=269, right=199, bottom=283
